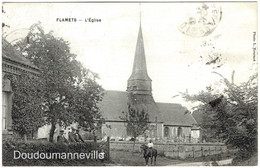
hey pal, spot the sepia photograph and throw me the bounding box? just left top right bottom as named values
left=1, top=1, right=257, bottom=166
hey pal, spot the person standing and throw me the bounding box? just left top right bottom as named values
left=68, top=127, right=77, bottom=143
left=75, top=129, right=85, bottom=143
left=57, top=130, right=69, bottom=144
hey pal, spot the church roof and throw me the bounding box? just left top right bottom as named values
left=127, top=92, right=162, bottom=122
left=99, top=90, right=197, bottom=126
left=2, top=38, right=39, bottom=70
left=99, top=90, right=128, bottom=121
left=128, top=24, right=151, bottom=81
left=156, top=103, right=197, bottom=126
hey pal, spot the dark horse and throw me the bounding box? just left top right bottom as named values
left=140, top=144, right=157, bottom=165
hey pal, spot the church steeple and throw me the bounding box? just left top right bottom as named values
left=127, top=24, right=152, bottom=95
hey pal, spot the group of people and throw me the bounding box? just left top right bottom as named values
left=57, top=127, right=85, bottom=143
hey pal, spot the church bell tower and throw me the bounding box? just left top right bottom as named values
left=127, top=24, right=152, bottom=95
left=126, top=23, right=161, bottom=122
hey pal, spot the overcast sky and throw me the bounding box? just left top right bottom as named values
left=2, top=2, right=257, bottom=110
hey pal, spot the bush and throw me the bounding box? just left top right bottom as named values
left=2, top=141, right=109, bottom=166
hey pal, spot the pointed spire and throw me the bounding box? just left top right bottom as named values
left=127, top=22, right=152, bottom=95
left=129, top=24, right=151, bottom=81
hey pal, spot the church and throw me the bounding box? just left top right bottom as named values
left=98, top=24, right=200, bottom=143
left=2, top=24, right=200, bottom=143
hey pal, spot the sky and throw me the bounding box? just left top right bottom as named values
left=2, top=2, right=257, bottom=110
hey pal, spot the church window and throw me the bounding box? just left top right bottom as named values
left=164, top=127, right=169, bottom=137
left=178, top=127, right=183, bottom=137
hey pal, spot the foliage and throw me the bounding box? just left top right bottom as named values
left=182, top=72, right=257, bottom=160
left=7, top=73, right=45, bottom=141
left=14, top=22, right=104, bottom=142
left=121, top=105, right=149, bottom=140
left=120, top=105, right=149, bottom=151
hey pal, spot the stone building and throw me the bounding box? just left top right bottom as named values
left=2, top=38, right=40, bottom=139
left=99, top=25, right=200, bottom=142
left=2, top=24, right=200, bottom=143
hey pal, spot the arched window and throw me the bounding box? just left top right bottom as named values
left=164, top=127, right=169, bottom=137
left=178, top=127, right=183, bottom=137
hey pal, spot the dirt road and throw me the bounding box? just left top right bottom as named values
left=109, top=150, right=186, bottom=166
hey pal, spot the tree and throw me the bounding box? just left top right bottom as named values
left=14, top=23, right=103, bottom=142
left=7, top=73, right=45, bottom=142
left=182, top=72, right=257, bottom=160
left=120, top=105, right=149, bottom=152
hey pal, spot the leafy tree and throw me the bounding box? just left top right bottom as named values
left=182, top=72, right=257, bottom=160
left=120, top=105, right=149, bottom=152
left=7, top=73, right=45, bottom=142
left=14, top=23, right=103, bottom=142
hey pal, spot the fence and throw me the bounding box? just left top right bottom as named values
left=95, top=136, right=110, bottom=160
left=110, top=141, right=227, bottom=159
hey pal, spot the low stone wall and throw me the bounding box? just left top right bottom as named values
left=110, top=141, right=227, bottom=159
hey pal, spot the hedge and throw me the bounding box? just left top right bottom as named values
left=2, top=140, right=109, bottom=166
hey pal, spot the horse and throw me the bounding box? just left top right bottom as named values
left=140, top=144, right=157, bottom=166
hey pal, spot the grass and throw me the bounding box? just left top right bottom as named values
left=232, top=153, right=258, bottom=166
left=109, top=149, right=238, bottom=166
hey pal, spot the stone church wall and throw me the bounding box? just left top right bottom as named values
left=101, top=122, right=164, bottom=141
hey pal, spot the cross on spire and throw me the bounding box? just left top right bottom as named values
left=139, top=3, right=142, bottom=25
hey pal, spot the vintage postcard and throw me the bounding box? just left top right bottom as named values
left=2, top=1, right=257, bottom=166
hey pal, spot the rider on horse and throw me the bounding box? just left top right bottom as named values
left=140, top=139, right=157, bottom=165
left=147, top=139, right=154, bottom=155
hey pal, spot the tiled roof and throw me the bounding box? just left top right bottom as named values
left=156, top=103, right=197, bottom=126
left=99, top=90, right=197, bottom=126
left=127, top=92, right=162, bottom=122
left=99, top=90, right=128, bottom=121
left=2, top=38, right=39, bottom=69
